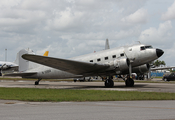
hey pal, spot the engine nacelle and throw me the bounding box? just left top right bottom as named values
left=132, top=64, right=150, bottom=74
left=1, top=64, right=10, bottom=69
left=114, top=58, right=130, bottom=74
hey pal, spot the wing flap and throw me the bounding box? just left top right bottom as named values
left=22, top=54, right=110, bottom=75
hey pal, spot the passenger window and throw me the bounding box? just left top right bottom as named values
left=97, top=58, right=101, bottom=62
left=112, top=55, right=116, bottom=58
left=120, top=53, right=124, bottom=57
left=105, top=57, right=108, bottom=60
left=90, top=60, right=93, bottom=62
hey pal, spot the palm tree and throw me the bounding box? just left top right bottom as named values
left=160, top=61, right=166, bottom=67
left=153, top=60, right=161, bottom=67
left=153, top=60, right=166, bottom=67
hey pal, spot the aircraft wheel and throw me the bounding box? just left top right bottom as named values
left=35, top=79, right=42, bottom=85
left=105, top=79, right=114, bottom=88
left=125, top=78, right=134, bottom=87
left=35, top=81, right=39, bottom=85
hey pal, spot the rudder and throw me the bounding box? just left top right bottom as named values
left=14, top=49, right=35, bottom=72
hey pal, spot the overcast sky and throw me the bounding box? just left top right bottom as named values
left=0, top=0, right=175, bottom=66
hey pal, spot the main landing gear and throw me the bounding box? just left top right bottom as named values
left=103, top=75, right=134, bottom=87
left=125, top=75, right=134, bottom=87
left=104, top=76, right=114, bottom=88
left=35, top=78, right=42, bottom=85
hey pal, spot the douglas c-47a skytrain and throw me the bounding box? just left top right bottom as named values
left=4, top=44, right=164, bottom=87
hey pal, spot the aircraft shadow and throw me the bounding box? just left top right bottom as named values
left=32, top=83, right=149, bottom=90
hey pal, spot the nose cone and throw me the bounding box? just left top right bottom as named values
left=156, top=49, right=164, bottom=58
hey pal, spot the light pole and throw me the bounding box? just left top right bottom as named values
left=5, top=49, right=7, bottom=61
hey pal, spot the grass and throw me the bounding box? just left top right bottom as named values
left=0, top=87, right=175, bottom=102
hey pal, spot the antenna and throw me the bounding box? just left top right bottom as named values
left=137, top=41, right=141, bottom=44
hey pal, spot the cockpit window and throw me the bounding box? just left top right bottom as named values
left=141, top=46, right=153, bottom=51
left=145, top=46, right=153, bottom=49
left=140, top=46, right=145, bottom=50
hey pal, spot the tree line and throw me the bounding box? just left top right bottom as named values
left=153, top=60, right=166, bottom=67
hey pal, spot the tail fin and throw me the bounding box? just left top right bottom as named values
left=14, top=49, right=36, bottom=72
left=14, top=49, right=49, bottom=72
left=43, top=51, right=49, bottom=56
left=105, top=39, right=110, bottom=50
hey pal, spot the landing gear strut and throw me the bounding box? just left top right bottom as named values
left=35, top=78, right=42, bottom=85
left=104, top=76, right=114, bottom=88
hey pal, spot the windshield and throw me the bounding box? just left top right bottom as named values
left=140, top=45, right=153, bottom=51
left=140, top=46, right=145, bottom=50
left=145, top=46, right=153, bottom=49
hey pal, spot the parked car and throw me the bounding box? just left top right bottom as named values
left=163, top=73, right=175, bottom=81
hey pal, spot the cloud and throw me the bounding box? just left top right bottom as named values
left=121, top=8, right=148, bottom=24
left=0, top=0, right=21, bottom=8
left=139, top=21, right=173, bottom=47
left=161, top=1, right=175, bottom=20
left=0, top=0, right=174, bottom=67
left=46, top=7, right=85, bottom=32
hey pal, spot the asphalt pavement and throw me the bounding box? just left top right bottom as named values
left=0, top=100, right=175, bottom=120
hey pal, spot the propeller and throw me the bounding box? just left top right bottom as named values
left=124, top=52, right=132, bottom=78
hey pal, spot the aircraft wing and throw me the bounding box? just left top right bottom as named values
left=22, top=54, right=110, bottom=75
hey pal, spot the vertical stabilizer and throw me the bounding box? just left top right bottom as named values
left=43, top=51, right=49, bottom=56
left=105, top=39, right=110, bottom=50
left=14, top=49, right=35, bottom=72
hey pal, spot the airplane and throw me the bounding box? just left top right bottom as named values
left=4, top=44, right=164, bottom=87
left=0, top=61, right=18, bottom=70
left=151, top=66, right=175, bottom=71
left=1, top=50, right=49, bottom=76
left=0, top=61, right=18, bottom=76
left=43, top=51, right=49, bottom=57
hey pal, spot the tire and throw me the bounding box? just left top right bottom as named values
left=105, top=79, right=114, bottom=88
left=125, top=78, right=134, bottom=87
left=35, top=81, right=39, bottom=85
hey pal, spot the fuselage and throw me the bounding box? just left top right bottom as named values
left=26, top=44, right=163, bottom=79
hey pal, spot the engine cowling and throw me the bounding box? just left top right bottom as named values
left=1, top=64, right=10, bottom=69
left=132, top=64, right=150, bottom=74
left=113, top=58, right=130, bottom=74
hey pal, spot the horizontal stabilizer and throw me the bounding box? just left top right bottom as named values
left=3, top=72, right=37, bottom=77
left=22, top=54, right=110, bottom=75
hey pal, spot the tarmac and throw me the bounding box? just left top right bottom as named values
left=0, top=100, right=175, bottom=120
left=0, top=78, right=175, bottom=93
left=0, top=78, right=175, bottom=120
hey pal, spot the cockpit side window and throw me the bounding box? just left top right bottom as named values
left=145, top=46, right=153, bottom=49
left=140, top=46, right=145, bottom=50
